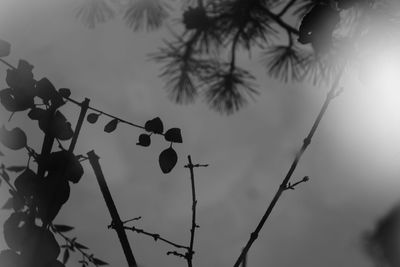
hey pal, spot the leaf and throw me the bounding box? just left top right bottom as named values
left=144, top=117, right=164, bottom=134
left=53, top=224, right=74, bottom=233
left=74, top=242, right=89, bottom=250
left=2, top=198, right=13, bottom=210
left=158, top=147, right=178, bottom=174
left=0, top=149, right=3, bottom=156
left=1, top=170, right=10, bottom=182
left=104, top=118, right=119, bottom=133
left=0, top=126, right=27, bottom=150
left=0, top=39, right=11, bottom=57
left=6, top=166, right=26, bottom=173
left=164, top=128, right=182, bottom=143
left=92, top=257, right=108, bottom=266
left=28, top=107, right=46, bottom=120
left=87, top=113, right=100, bottom=124
left=75, top=0, right=115, bottom=29
left=58, top=88, right=71, bottom=98
left=136, top=134, right=151, bottom=147
left=62, top=248, right=70, bottom=264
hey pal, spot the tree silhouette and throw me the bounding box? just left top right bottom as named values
left=2, top=0, right=400, bottom=266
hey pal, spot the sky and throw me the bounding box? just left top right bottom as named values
left=1, top=0, right=400, bottom=267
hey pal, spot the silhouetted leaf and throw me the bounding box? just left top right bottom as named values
left=2, top=198, right=13, bottom=210
left=0, top=88, right=34, bottom=112
left=0, top=126, right=27, bottom=150
left=58, top=88, right=71, bottom=98
left=62, top=248, right=70, bottom=264
left=164, top=128, right=182, bottom=143
left=87, top=113, right=100, bottom=124
left=104, top=118, right=119, bottom=133
left=53, top=224, right=74, bottom=233
left=6, top=166, right=26, bottom=172
left=145, top=117, right=163, bottom=134
left=14, top=168, right=39, bottom=197
left=0, top=39, right=11, bottom=57
left=137, top=134, right=151, bottom=147
left=28, top=107, right=47, bottom=120
left=92, top=257, right=108, bottom=266
left=1, top=170, right=10, bottom=182
left=74, top=241, right=89, bottom=250
left=159, top=147, right=178, bottom=174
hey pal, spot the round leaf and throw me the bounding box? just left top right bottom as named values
left=87, top=113, right=100, bottom=124
left=0, top=126, right=27, bottom=150
left=164, top=128, right=182, bottom=143
left=145, top=117, right=164, bottom=134
left=58, top=88, right=71, bottom=98
left=136, top=134, right=151, bottom=147
left=104, top=118, right=119, bottom=133
left=159, top=147, right=178, bottom=174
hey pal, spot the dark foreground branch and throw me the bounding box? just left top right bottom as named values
left=87, top=150, right=138, bottom=267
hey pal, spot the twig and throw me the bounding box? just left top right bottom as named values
left=51, top=224, right=102, bottom=267
left=185, top=155, right=199, bottom=267
left=87, top=150, right=138, bottom=267
left=284, top=176, right=310, bottom=191
left=232, top=64, right=346, bottom=267
left=122, top=225, right=189, bottom=250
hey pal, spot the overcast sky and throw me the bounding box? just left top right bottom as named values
left=1, top=1, right=400, bottom=267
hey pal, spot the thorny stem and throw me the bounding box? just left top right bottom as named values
left=122, top=225, right=190, bottom=250
left=186, top=155, right=198, bottom=267
left=232, top=64, right=346, bottom=267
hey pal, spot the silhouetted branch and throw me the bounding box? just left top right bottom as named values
left=51, top=224, right=107, bottom=266
left=122, top=225, right=189, bottom=250
left=232, top=64, right=346, bottom=267
left=87, top=150, right=138, bottom=267
left=185, top=155, right=200, bottom=267
left=283, top=176, right=310, bottom=191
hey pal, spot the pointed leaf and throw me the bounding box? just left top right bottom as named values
left=1, top=170, right=10, bottom=181
left=59, top=88, right=71, bottom=98
left=53, top=224, right=74, bottom=233
left=6, top=166, right=26, bottom=173
left=0, top=39, right=11, bottom=57
left=145, top=117, right=164, bottom=134
left=164, top=128, right=182, bottom=143
left=159, top=147, right=178, bottom=174
left=136, top=134, right=151, bottom=147
left=104, top=118, right=119, bottom=133
left=87, top=113, right=100, bottom=124
left=74, top=242, right=89, bottom=250
left=62, top=248, right=70, bottom=264
left=92, top=257, right=108, bottom=266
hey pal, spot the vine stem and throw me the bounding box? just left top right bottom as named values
left=232, top=64, right=346, bottom=267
